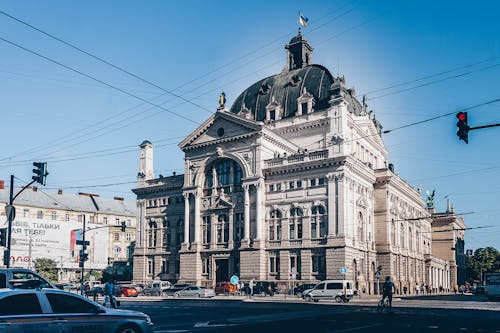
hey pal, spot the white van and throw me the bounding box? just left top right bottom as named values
left=143, top=280, right=172, bottom=296
left=302, top=280, right=354, bottom=303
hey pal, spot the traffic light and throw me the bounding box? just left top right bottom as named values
left=79, top=249, right=88, bottom=262
left=0, top=228, right=7, bottom=247
left=456, top=112, right=469, bottom=143
left=120, top=221, right=126, bottom=232
left=32, top=162, right=48, bottom=185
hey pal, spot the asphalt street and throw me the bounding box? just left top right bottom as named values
left=117, top=295, right=500, bottom=333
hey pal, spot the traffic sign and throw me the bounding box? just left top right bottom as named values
left=375, top=271, right=381, bottom=279
left=5, top=205, right=15, bottom=221
left=76, top=240, right=90, bottom=246
left=339, top=267, right=347, bottom=275
left=230, top=275, right=239, bottom=286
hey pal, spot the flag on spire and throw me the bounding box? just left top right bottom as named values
left=299, top=12, right=309, bottom=27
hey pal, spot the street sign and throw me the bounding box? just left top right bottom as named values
left=339, top=267, right=347, bottom=275
left=76, top=240, right=90, bottom=246
left=230, top=275, right=239, bottom=286
left=5, top=205, right=15, bottom=221
left=375, top=271, right=381, bottom=279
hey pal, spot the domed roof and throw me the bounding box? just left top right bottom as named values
left=230, top=64, right=334, bottom=121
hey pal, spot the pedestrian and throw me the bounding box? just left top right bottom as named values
left=415, top=285, right=419, bottom=295
left=403, top=286, right=407, bottom=295
left=84, top=284, right=90, bottom=298
left=240, top=281, right=245, bottom=296
left=103, top=279, right=116, bottom=308
left=249, top=279, right=254, bottom=298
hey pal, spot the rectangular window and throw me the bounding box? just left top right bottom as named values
left=37, top=211, right=43, bottom=219
left=51, top=212, right=57, bottom=220
left=289, top=181, right=295, bottom=189
left=296, top=180, right=302, bottom=188
left=290, top=223, right=295, bottom=239
left=312, top=255, right=325, bottom=274
left=161, top=260, right=169, bottom=274
left=126, top=233, right=132, bottom=241
left=148, top=259, right=154, bottom=275
left=269, top=110, right=276, bottom=120
left=318, top=178, right=325, bottom=186
left=269, top=255, right=280, bottom=274
left=202, top=258, right=210, bottom=275
left=269, top=184, right=274, bottom=192
left=77, top=215, right=83, bottom=222
left=115, top=218, right=120, bottom=226
left=103, top=217, right=108, bottom=224
left=310, top=179, right=316, bottom=187
left=23, top=209, right=29, bottom=218
left=65, top=213, right=69, bottom=221
left=114, top=233, right=120, bottom=241
left=276, top=183, right=282, bottom=191
left=89, top=216, right=94, bottom=223
left=126, top=219, right=132, bottom=227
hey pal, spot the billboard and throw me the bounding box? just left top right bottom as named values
left=0, top=216, right=109, bottom=269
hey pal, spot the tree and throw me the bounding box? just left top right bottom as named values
left=33, top=258, right=58, bottom=282
left=466, top=247, right=500, bottom=283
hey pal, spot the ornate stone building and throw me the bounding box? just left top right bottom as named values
left=132, top=31, right=463, bottom=294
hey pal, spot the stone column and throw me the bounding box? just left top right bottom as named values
left=194, top=189, right=201, bottom=244
left=183, top=193, right=190, bottom=245
left=256, top=181, right=264, bottom=240
left=228, top=209, right=234, bottom=247
left=243, top=184, right=250, bottom=241
left=327, top=174, right=336, bottom=237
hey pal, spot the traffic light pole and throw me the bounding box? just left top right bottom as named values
left=469, top=123, right=500, bottom=131
left=5, top=175, right=37, bottom=268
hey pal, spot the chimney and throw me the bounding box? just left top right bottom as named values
left=58, top=189, right=63, bottom=195
left=33, top=186, right=38, bottom=192
left=114, top=197, right=124, bottom=201
left=0, top=180, right=4, bottom=189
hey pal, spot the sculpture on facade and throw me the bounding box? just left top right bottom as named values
left=426, top=189, right=436, bottom=209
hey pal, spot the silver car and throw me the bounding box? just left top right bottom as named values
left=173, top=285, right=215, bottom=298
left=0, top=288, right=153, bottom=333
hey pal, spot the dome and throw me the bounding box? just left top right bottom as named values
left=229, top=64, right=334, bottom=121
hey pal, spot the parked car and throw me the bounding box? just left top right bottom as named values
left=302, top=280, right=354, bottom=303
left=162, top=283, right=193, bottom=296
left=142, top=280, right=173, bottom=296
left=475, top=284, right=486, bottom=295
left=244, top=281, right=279, bottom=296
left=214, top=282, right=236, bottom=295
left=0, top=288, right=153, bottom=333
left=173, top=286, right=215, bottom=298
left=289, top=283, right=317, bottom=296
left=117, top=285, right=139, bottom=297
left=0, top=268, right=55, bottom=289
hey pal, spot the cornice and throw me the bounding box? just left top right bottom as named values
left=263, top=157, right=345, bottom=176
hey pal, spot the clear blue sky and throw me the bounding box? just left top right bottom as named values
left=0, top=1, right=499, bottom=250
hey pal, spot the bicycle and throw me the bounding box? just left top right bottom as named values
left=377, top=296, right=391, bottom=313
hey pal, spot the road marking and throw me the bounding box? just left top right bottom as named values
left=328, top=324, right=382, bottom=332
left=154, top=330, right=188, bottom=333
left=428, top=326, right=439, bottom=329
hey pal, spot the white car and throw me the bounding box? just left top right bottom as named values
left=302, top=280, right=354, bottom=303
left=0, top=288, right=154, bottom=333
left=173, top=286, right=215, bottom=298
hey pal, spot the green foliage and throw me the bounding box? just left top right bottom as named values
left=33, top=258, right=58, bottom=282
left=102, top=262, right=132, bottom=283
left=466, top=247, right=500, bottom=282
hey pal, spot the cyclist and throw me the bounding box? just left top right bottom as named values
left=381, top=276, right=395, bottom=309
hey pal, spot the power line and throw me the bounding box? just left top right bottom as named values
left=0, top=9, right=213, bottom=114
left=0, top=35, right=201, bottom=125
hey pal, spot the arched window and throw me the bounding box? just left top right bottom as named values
left=290, top=207, right=303, bottom=240
left=269, top=210, right=282, bottom=241
left=205, top=159, right=243, bottom=191
left=391, top=219, right=396, bottom=245
left=409, top=226, right=413, bottom=250
left=162, top=219, right=169, bottom=247
left=311, top=205, right=326, bottom=238
left=358, top=212, right=365, bottom=241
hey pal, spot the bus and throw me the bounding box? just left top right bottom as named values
left=484, top=272, right=500, bottom=301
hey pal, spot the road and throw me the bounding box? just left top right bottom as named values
left=116, top=294, right=500, bottom=333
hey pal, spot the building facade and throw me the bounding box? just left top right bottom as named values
left=132, top=31, right=463, bottom=293
left=0, top=186, right=136, bottom=282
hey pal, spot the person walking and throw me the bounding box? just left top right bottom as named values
left=103, top=280, right=116, bottom=308
left=249, top=279, right=254, bottom=298
left=381, top=276, right=395, bottom=310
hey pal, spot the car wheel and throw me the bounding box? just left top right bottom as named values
left=343, top=298, right=350, bottom=303
left=197, top=293, right=201, bottom=298
left=335, top=296, right=342, bottom=303
left=174, top=293, right=180, bottom=298
left=305, top=295, right=313, bottom=302
left=260, top=291, right=266, bottom=297
left=116, top=324, right=140, bottom=333
left=313, top=299, right=319, bottom=303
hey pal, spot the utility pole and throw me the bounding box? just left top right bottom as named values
left=80, top=215, right=86, bottom=295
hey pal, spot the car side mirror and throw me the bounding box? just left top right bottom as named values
left=95, top=306, right=106, bottom=314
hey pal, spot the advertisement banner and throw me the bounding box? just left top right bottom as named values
left=0, top=216, right=109, bottom=269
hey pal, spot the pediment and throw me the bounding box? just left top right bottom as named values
left=179, top=111, right=262, bottom=150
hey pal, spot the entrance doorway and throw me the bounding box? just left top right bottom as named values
left=215, top=259, right=229, bottom=283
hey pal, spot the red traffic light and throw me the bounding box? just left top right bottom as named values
left=457, top=112, right=467, bottom=121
